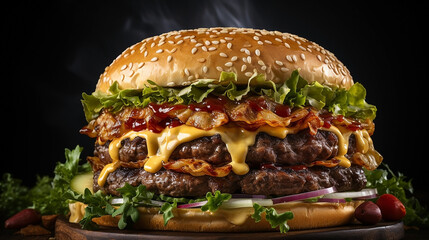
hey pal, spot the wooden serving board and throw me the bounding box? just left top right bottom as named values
left=55, top=217, right=404, bottom=240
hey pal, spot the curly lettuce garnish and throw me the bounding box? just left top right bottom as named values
left=82, top=70, right=377, bottom=122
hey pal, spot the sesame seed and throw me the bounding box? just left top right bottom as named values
left=264, top=40, right=272, bottom=44
left=317, top=55, right=322, bottom=61
left=275, top=38, right=282, bottom=42
left=156, top=49, right=163, bottom=53
left=300, top=53, right=306, bottom=60
left=174, top=34, right=182, bottom=39
left=241, top=64, right=247, bottom=72
left=184, top=68, right=190, bottom=76
left=191, top=48, right=198, bottom=54
left=299, top=46, right=306, bottom=51
left=216, top=66, right=223, bottom=71
left=202, top=46, right=208, bottom=51
left=151, top=42, right=155, bottom=48
left=144, top=51, right=148, bottom=57
left=245, top=72, right=253, bottom=77
left=188, top=76, right=194, bottom=81
left=242, top=57, right=248, bottom=63
left=151, top=57, right=158, bottom=62
left=171, top=48, right=178, bottom=53
left=224, top=37, right=233, bottom=40
left=158, top=41, right=165, bottom=46
left=128, top=70, right=135, bottom=77
left=212, top=40, right=219, bottom=44
left=220, top=39, right=226, bottom=43
left=258, top=41, right=263, bottom=45
left=253, top=36, right=259, bottom=41
left=247, top=56, right=252, bottom=64
left=292, top=55, right=298, bottom=62
left=227, top=43, right=232, bottom=49
left=208, top=47, right=217, bottom=51
left=120, top=64, right=127, bottom=71
left=255, top=49, right=261, bottom=56
left=284, top=43, right=291, bottom=48
left=202, top=66, right=208, bottom=73
left=261, top=66, right=267, bottom=71
left=190, top=39, right=197, bottom=43
left=205, top=40, right=211, bottom=46
left=195, top=43, right=203, bottom=47
left=231, top=56, right=238, bottom=61
left=138, top=62, right=145, bottom=69
left=123, top=53, right=130, bottom=58
left=168, top=40, right=174, bottom=44
left=245, top=49, right=250, bottom=55
left=281, top=67, right=289, bottom=72
left=167, top=55, right=172, bottom=63
left=197, top=58, right=206, bottom=63
left=220, top=52, right=228, bottom=58
left=225, top=62, right=233, bottom=67
left=176, top=40, right=184, bottom=45
left=258, top=60, right=265, bottom=66
left=286, top=55, right=293, bottom=62
left=275, top=60, right=283, bottom=66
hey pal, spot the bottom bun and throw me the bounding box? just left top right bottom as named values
left=71, top=201, right=363, bottom=232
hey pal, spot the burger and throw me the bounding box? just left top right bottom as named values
left=72, top=27, right=383, bottom=232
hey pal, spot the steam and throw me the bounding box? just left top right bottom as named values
left=128, top=0, right=256, bottom=38
left=68, top=0, right=258, bottom=84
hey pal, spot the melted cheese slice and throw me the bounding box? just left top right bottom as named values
left=97, top=124, right=378, bottom=187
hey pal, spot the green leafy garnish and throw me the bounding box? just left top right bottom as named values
left=252, top=203, right=294, bottom=233
left=81, top=70, right=377, bottom=122
left=159, top=200, right=178, bottom=226
left=365, top=164, right=429, bottom=228
left=200, top=191, right=232, bottom=212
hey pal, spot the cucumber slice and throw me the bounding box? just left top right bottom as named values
left=70, top=172, right=93, bottom=194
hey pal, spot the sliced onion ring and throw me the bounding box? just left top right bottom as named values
left=231, top=194, right=266, bottom=199
left=322, top=188, right=378, bottom=199
left=318, top=198, right=346, bottom=203
left=110, top=198, right=164, bottom=206
left=272, top=187, right=336, bottom=204
left=177, top=200, right=208, bottom=209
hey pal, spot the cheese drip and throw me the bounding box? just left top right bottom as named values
left=97, top=124, right=380, bottom=187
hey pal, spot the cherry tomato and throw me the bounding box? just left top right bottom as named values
left=376, top=194, right=406, bottom=221
left=354, top=201, right=382, bottom=225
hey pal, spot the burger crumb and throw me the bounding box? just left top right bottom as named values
left=18, top=224, right=51, bottom=236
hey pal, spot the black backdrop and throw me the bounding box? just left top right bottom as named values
left=4, top=1, right=428, bottom=199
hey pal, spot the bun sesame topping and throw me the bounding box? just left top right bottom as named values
left=96, top=27, right=353, bottom=93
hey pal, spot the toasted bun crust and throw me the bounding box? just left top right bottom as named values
left=88, top=201, right=362, bottom=232
left=96, top=27, right=353, bottom=93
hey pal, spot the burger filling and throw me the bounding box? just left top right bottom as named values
left=81, top=71, right=382, bottom=198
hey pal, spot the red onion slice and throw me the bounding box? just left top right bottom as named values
left=177, top=200, right=208, bottom=209
left=318, top=198, right=346, bottom=203
left=272, top=187, right=336, bottom=204
left=231, top=194, right=266, bottom=199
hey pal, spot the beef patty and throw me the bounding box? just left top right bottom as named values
left=94, top=129, right=357, bottom=168
left=93, top=165, right=367, bottom=197
left=91, top=129, right=362, bottom=197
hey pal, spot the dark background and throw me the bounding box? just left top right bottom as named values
left=4, top=1, right=428, bottom=200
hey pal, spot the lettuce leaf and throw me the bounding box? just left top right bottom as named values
left=252, top=203, right=294, bottom=233
left=365, top=164, right=429, bottom=228
left=81, top=70, right=377, bottom=122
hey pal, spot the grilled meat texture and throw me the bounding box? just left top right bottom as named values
left=93, top=165, right=366, bottom=197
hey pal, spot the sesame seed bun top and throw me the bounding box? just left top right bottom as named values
left=96, top=27, right=353, bottom=93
